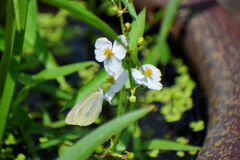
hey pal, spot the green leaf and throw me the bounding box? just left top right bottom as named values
left=63, top=69, right=108, bottom=110
left=18, top=61, right=97, bottom=85
left=142, top=139, right=201, bottom=151
left=122, top=0, right=138, bottom=21
left=13, top=0, right=28, bottom=32
left=0, top=0, right=15, bottom=93
left=58, top=106, right=153, bottom=160
left=144, top=0, right=180, bottom=65
left=0, top=0, right=28, bottom=147
left=40, top=0, right=118, bottom=41
left=129, top=8, right=146, bottom=51
left=128, top=8, right=146, bottom=65
left=25, top=0, right=37, bottom=46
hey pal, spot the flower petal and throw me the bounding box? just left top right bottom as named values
left=131, top=68, right=145, bottom=85
left=104, top=70, right=129, bottom=103
left=95, top=37, right=112, bottom=50
left=112, top=35, right=127, bottom=60
left=104, top=56, right=123, bottom=78
left=104, top=89, right=115, bottom=104
left=94, top=48, right=106, bottom=62
left=145, top=78, right=163, bottom=90
left=142, top=64, right=161, bottom=81
left=112, top=70, right=129, bottom=92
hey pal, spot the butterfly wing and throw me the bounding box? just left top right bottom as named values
left=65, top=89, right=104, bottom=126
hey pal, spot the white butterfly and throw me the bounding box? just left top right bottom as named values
left=65, top=88, right=104, bottom=126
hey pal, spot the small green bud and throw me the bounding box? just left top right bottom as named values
left=137, top=37, right=144, bottom=46
left=107, top=6, right=118, bottom=16
left=124, top=22, right=131, bottom=32
left=129, top=95, right=136, bottom=103
left=127, top=152, right=135, bottom=159
left=95, top=145, right=104, bottom=154
left=112, top=6, right=118, bottom=14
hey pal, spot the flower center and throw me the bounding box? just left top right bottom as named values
left=104, top=48, right=113, bottom=57
left=107, top=76, right=115, bottom=84
left=144, top=67, right=152, bottom=77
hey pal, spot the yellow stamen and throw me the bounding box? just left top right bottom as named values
left=104, top=48, right=113, bottom=57
left=144, top=67, right=152, bottom=77
left=107, top=76, right=115, bottom=84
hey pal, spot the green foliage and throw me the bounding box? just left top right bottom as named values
left=144, top=0, right=181, bottom=65
left=0, top=0, right=203, bottom=159
left=58, top=107, right=153, bottom=160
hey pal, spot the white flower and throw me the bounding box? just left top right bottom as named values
left=131, top=64, right=162, bottom=90
left=94, top=35, right=127, bottom=77
left=104, top=70, right=129, bottom=103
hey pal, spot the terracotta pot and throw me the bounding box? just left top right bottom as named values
left=135, top=0, right=240, bottom=159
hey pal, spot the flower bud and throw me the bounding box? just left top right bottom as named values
left=124, top=22, right=131, bottom=32
left=127, top=152, right=135, bottom=159
left=129, top=95, right=136, bottom=103
left=107, top=6, right=118, bottom=16
left=95, top=145, right=104, bottom=154
left=137, top=37, right=144, bottom=46
left=112, top=6, right=118, bottom=14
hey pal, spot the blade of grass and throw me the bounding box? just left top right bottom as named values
left=141, top=139, right=201, bottom=151
left=24, top=0, right=72, bottom=92
left=122, top=0, right=138, bottom=21
left=128, top=8, right=146, bottom=66
left=40, top=0, right=118, bottom=41
left=143, top=0, right=180, bottom=65
left=58, top=106, right=153, bottom=160
left=63, top=69, right=108, bottom=110
left=0, top=0, right=15, bottom=94
left=18, top=61, right=97, bottom=85
left=13, top=0, right=28, bottom=32
left=0, top=0, right=28, bottom=148
left=25, top=0, right=37, bottom=45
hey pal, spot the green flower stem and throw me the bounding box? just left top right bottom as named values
left=111, top=87, right=124, bottom=151
left=118, top=0, right=126, bottom=37
left=126, top=56, right=135, bottom=90
left=117, top=87, right=124, bottom=117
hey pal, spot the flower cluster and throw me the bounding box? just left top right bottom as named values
left=94, top=35, right=163, bottom=103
